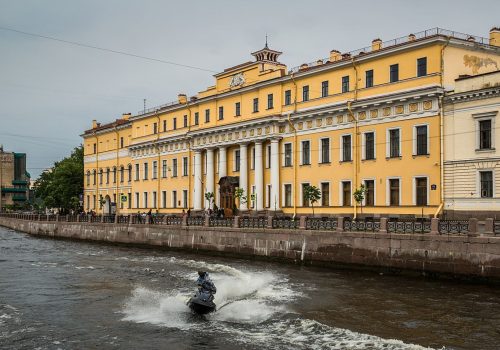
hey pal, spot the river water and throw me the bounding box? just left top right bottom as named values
left=1, top=226, right=499, bottom=350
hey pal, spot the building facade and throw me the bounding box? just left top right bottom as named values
left=82, top=27, right=500, bottom=217
left=0, top=145, right=30, bottom=211
left=444, top=71, right=500, bottom=218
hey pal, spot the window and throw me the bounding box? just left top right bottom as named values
left=106, top=168, right=110, bottom=184
left=342, top=135, right=351, bottom=161
left=152, top=191, right=157, bottom=209
left=143, top=163, right=149, bottom=180
left=235, top=102, right=241, bottom=116
left=416, top=125, right=428, bottom=155
left=284, top=90, right=291, bottom=105
left=219, top=106, right=224, bottom=120
left=251, top=147, right=255, bottom=169
left=99, top=169, right=103, bottom=184
left=120, top=137, right=124, bottom=148
left=389, top=179, right=399, bottom=206
left=284, top=184, right=292, bottom=207
left=127, top=164, right=132, bottom=182
left=267, top=94, right=274, bottom=109
left=162, top=160, right=167, bottom=178
left=417, top=57, right=427, bottom=77
left=119, top=166, right=124, bottom=183
left=301, top=140, right=310, bottom=165
left=321, top=182, right=330, bottom=206
left=135, top=164, right=139, bottom=180
left=302, top=183, right=310, bottom=207
left=253, top=98, right=259, bottom=113
left=479, top=119, right=492, bottom=150
left=163, top=120, right=167, bottom=131
left=172, top=159, right=178, bottom=177
left=173, top=118, right=177, bottom=130
left=390, top=64, right=399, bottom=82
left=183, top=190, right=188, bottom=209
left=134, top=192, right=139, bottom=208
left=150, top=161, right=156, bottom=179
left=266, top=145, right=271, bottom=168
left=194, top=112, right=199, bottom=126
left=205, top=109, right=210, bottom=123
left=143, top=192, right=148, bottom=209
left=321, top=81, right=329, bottom=97
left=93, top=143, right=97, bottom=154
left=342, top=181, right=351, bottom=206
left=172, top=191, right=177, bottom=208
left=480, top=171, right=493, bottom=198
left=153, top=122, right=158, bottom=134
left=128, top=193, right=131, bottom=209
left=342, top=76, right=349, bottom=93
left=366, top=70, right=374, bottom=88
left=112, top=167, right=117, bottom=183
left=183, top=157, right=188, bottom=176
left=183, top=115, right=188, bottom=127
left=86, top=195, right=90, bottom=210
left=284, top=143, right=292, bottom=167
left=389, top=129, right=400, bottom=158
left=321, top=138, right=330, bottom=163
left=365, top=132, right=375, bottom=160
left=235, top=150, right=241, bottom=172
left=415, top=177, right=427, bottom=206
left=365, top=180, right=375, bottom=206
left=162, top=191, right=167, bottom=208
left=92, top=170, right=96, bottom=185
left=302, top=85, right=309, bottom=101
left=86, top=171, right=90, bottom=186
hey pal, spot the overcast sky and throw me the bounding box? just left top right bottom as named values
left=0, top=0, right=498, bottom=179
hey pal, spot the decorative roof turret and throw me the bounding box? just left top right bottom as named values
left=251, top=36, right=282, bottom=63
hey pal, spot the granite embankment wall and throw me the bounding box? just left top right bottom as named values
left=1, top=216, right=500, bottom=282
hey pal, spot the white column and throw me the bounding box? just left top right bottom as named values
left=217, top=147, right=227, bottom=207
left=205, top=148, right=214, bottom=209
left=239, top=143, right=248, bottom=211
left=270, top=138, right=280, bottom=211
left=194, top=150, right=202, bottom=211
left=254, top=141, right=264, bottom=211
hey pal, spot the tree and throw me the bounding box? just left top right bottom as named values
left=303, top=185, right=321, bottom=215
left=233, top=187, right=247, bottom=212
left=33, top=145, right=84, bottom=213
left=204, top=191, right=214, bottom=210
left=353, top=184, right=367, bottom=214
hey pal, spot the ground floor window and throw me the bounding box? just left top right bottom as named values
left=284, top=184, right=292, bottom=207
left=480, top=171, right=493, bottom=198
left=321, top=182, right=329, bottom=206
left=365, top=180, right=375, bottom=206
left=302, top=183, right=310, bottom=207
left=342, top=181, right=351, bottom=206
left=415, top=177, right=427, bottom=206
left=389, top=179, right=399, bottom=206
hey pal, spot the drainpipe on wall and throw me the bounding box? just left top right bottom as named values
left=349, top=57, right=359, bottom=219
left=114, top=126, right=120, bottom=217
left=289, top=73, right=298, bottom=218
left=187, top=100, right=192, bottom=210
left=94, top=132, right=99, bottom=214
left=155, top=110, right=161, bottom=211
left=434, top=37, right=450, bottom=218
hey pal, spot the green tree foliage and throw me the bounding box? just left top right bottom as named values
left=204, top=191, right=214, bottom=210
left=34, top=146, right=83, bottom=212
left=353, top=184, right=367, bottom=213
left=303, top=185, right=321, bottom=215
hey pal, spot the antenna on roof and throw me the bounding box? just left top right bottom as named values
left=265, top=33, right=269, bottom=48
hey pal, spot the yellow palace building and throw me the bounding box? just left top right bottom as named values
left=82, top=27, right=500, bottom=217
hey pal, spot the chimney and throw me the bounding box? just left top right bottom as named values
left=329, top=50, right=341, bottom=62
left=178, top=94, right=187, bottom=104
left=92, top=119, right=98, bottom=128
left=371, top=38, right=382, bottom=51
left=122, top=113, right=131, bottom=120
left=408, top=33, right=416, bottom=42
left=490, top=27, right=500, bottom=46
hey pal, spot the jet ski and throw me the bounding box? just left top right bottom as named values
left=187, top=290, right=216, bottom=314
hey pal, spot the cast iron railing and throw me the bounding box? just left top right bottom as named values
left=343, top=219, right=380, bottom=232
left=187, top=216, right=204, bottom=226
left=305, top=217, right=338, bottom=230
left=438, top=220, right=469, bottom=234
left=272, top=217, right=299, bottom=229
left=240, top=216, right=267, bottom=229
left=387, top=219, right=432, bottom=234
left=209, top=217, right=233, bottom=227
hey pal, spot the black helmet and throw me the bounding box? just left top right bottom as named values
left=198, top=271, right=205, bottom=276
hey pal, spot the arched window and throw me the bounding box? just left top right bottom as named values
left=86, top=171, right=90, bottom=186
left=92, top=170, right=96, bottom=185
left=112, top=167, right=117, bottom=183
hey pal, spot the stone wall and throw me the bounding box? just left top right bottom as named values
left=1, top=216, right=500, bottom=282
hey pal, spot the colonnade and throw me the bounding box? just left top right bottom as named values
left=193, top=138, right=280, bottom=212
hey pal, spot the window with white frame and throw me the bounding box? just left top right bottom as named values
left=364, top=132, right=375, bottom=160
left=341, top=181, right=351, bottom=206
left=135, top=192, right=139, bottom=208
left=415, top=177, right=428, bottom=206
left=301, top=183, right=310, bottom=207
left=162, top=191, right=167, bottom=208
left=172, top=191, right=177, bottom=208
left=301, top=140, right=310, bottom=165
left=341, top=135, right=351, bottom=161
left=143, top=192, right=148, bottom=209
left=172, top=158, right=178, bottom=177
left=284, top=143, right=292, bottom=167
left=234, top=149, right=240, bottom=171
left=480, top=171, right=493, bottom=198
left=321, top=182, right=330, bottom=206
left=162, top=160, right=167, bottom=178
left=474, top=112, right=496, bottom=151
left=135, top=164, right=139, bottom=181
left=152, top=161, right=158, bottom=179
left=143, top=163, right=148, bottom=180
left=183, top=190, right=188, bottom=208
left=152, top=191, right=157, bottom=208
left=387, top=128, right=401, bottom=158
left=364, top=179, right=375, bottom=206
left=183, top=157, right=188, bottom=176
left=266, top=184, right=272, bottom=208
left=388, top=178, right=400, bottom=206
left=251, top=147, right=255, bottom=170
left=266, top=145, right=271, bottom=168
left=414, top=125, right=428, bottom=155
left=320, top=138, right=330, bottom=163
left=284, top=184, right=292, bottom=207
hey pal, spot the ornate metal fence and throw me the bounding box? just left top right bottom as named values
left=187, top=216, right=204, bottom=226
left=438, top=220, right=469, bottom=234
left=165, top=215, right=182, bottom=226
left=209, top=217, right=233, bottom=227
left=116, top=215, right=129, bottom=224
left=272, top=217, right=299, bottom=229
left=89, top=215, right=102, bottom=223
left=240, top=216, right=268, bottom=229
left=343, top=219, right=381, bottom=232
left=495, top=221, right=500, bottom=235
left=79, top=214, right=89, bottom=222
left=150, top=215, right=165, bottom=225
left=387, top=219, right=432, bottom=234
left=306, top=217, right=338, bottom=230
left=103, top=215, right=115, bottom=223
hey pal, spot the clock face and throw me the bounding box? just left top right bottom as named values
left=229, top=73, right=245, bottom=87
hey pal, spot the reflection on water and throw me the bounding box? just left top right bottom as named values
left=1, top=226, right=499, bottom=349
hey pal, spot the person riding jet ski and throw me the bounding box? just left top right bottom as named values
left=187, top=271, right=217, bottom=314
